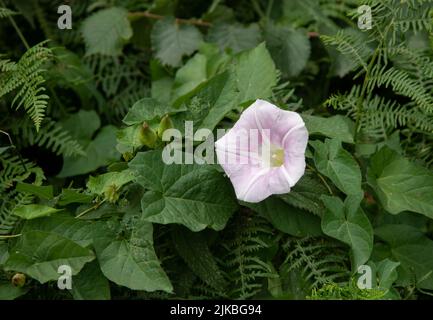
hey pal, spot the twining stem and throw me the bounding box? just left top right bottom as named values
left=0, top=233, right=22, bottom=239
left=0, top=0, right=30, bottom=49
left=128, top=11, right=212, bottom=27
left=307, top=164, right=334, bottom=196
left=75, top=199, right=106, bottom=219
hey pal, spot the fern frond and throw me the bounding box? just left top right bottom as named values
left=218, top=215, right=275, bottom=299
left=0, top=42, right=52, bottom=131
left=321, top=30, right=372, bottom=72
left=368, top=65, right=433, bottom=113
left=281, top=237, right=349, bottom=290
left=0, top=7, right=17, bottom=19
left=13, top=119, right=86, bottom=157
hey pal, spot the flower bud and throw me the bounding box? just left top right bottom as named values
left=139, top=122, right=157, bottom=148
left=11, top=273, right=26, bottom=287
left=157, top=114, right=174, bottom=138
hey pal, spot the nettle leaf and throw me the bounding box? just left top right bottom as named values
left=93, top=220, right=172, bottom=292
left=129, top=150, right=238, bottom=231
left=245, top=196, right=322, bottom=237
left=4, top=231, right=94, bottom=283
left=70, top=261, right=111, bottom=300
left=367, top=147, right=433, bottom=219
left=81, top=7, right=133, bottom=56
left=375, top=224, right=433, bottom=290
left=123, top=97, right=185, bottom=125
left=303, top=115, right=355, bottom=144
left=311, top=139, right=362, bottom=196
left=265, top=24, right=311, bottom=77
left=151, top=16, right=203, bottom=67
left=234, top=43, right=277, bottom=103
left=207, top=22, right=261, bottom=53
left=321, top=194, right=373, bottom=269
left=13, top=204, right=62, bottom=220
left=87, top=170, right=135, bottom=196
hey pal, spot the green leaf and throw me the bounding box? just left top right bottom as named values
left=376, top=259, right=400, bottom=290
left=13, top=204, right=62, bottom=220
left=61, top=110, right=101, bottom=145
left=58, top=126, right=119, bottom=178
left=58, top=189, right=93, bottom=206
left=245, top=196, right=322, bottom=237
left=302, top=115, right=355, bottom=144
left=375, top=224, right=433, bottom=290
left=207, top=22, right=261, bottom=53
left=172, top=53, right=208, bottom=102
left=15, top=183, right=53, bottom=200
left=151, top=16, right=203, bottom=67
left=265, top=24, right=311, bottom=77
left=0, top=283, right=27, bottom=300
left=129, top=150, right=238, bottom=231
left=81, top=7, right=132, bottom=56
left=87, top=170, right=135, bottom=196
left=234, top=43, right=277, bottom=103
left=176, top=70, right=239, bottom=132
left=22, top=215, right=95, bottom=247
left=70, top=261, right=111, bottom=300
left=122, top=97, right=184, bottom=126
left=4, top=231, right=94, bottom=283
left=171, top=226, right=227, bottom=291
left=93, top=220, right=172, bottom=292
left=321, top=194, right=373, bottom=269
left=311, top=139, right=362, bottom=196
left=278, top=172, right=328, bottom=216
left=367, top=147, right=433, bottom=219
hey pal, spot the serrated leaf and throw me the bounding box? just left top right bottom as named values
left=129, top=150, right=238, bottom=231
left=234, top=43, right=277, bottom=103
left=93, top=220, right=172, bottom=292
left=81, top=7, right=132, bottom=56
left=151, top=16, right=203, bottom=67
left=367, top=147, right=433, bottom=219
left=58, top=189, right=93, bottom=206
left=265, top=24, right=311, bottom=77
left=321, top=194, right=373, bottom=269
left=13, top=204, right=62, bottom=220
left=207, top=22, right=261, bottom=53
left=15, top=183, right=53, bottom=200
left=4, top=231, right=94, bottom=283
left=311, top=139, right=362, bottom=196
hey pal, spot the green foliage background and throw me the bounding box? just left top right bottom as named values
left=0, top=0, right=433, bottom=300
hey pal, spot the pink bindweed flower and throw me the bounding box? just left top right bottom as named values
left=215, top=99, right=308, bottom=203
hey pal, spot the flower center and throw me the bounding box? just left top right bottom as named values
left=270, top=147, right=285, bottom=167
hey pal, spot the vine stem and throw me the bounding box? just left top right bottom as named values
left=0, top=234, right=22, bottom=239
left=75, top=199, right=106, bottom=219
left=307, top=164, right=334, bottom=196
left=0, top=0, right=30, bottom=49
